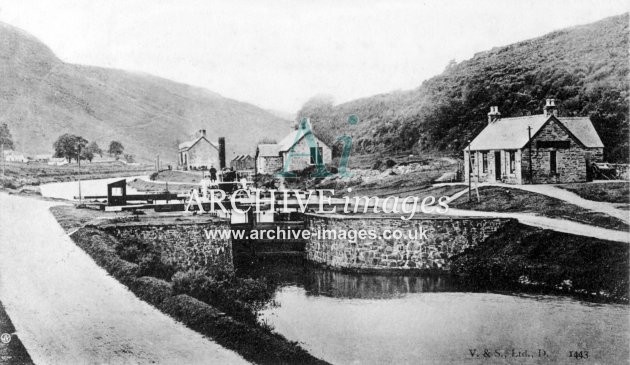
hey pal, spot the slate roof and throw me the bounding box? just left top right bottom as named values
left=232, top=154, right=253, bottom=161
left=178, top=136, right=218, bottom=151
left=466, top=115, right=603, bottom=151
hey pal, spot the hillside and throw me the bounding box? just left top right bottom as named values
left=0, top=22, right=292, bottom=162
left=299, top=14, right=629, bottom=163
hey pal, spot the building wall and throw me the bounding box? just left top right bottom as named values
left=280, top=136, right=332, bottom=172
left=305, top=214, right=513, bottom=271
left=256, top=156, right=283, bottom=174
left=465, top=149, right=523, bottom=184
left=183, top=140, right=219, bottom=169
left=521, top=119, right=589, bottom=184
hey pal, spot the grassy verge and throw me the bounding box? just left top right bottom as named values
left=0, top=300, right=34, bottom=365
left=557, top=182, right=629, bottom=204
left=451, top=221, right=629, bottom=303
left=64, top=223, right=326, bottom=365
left=451, top=186, right=629, bottom=231
left=0, top=161, right=153, bottom=190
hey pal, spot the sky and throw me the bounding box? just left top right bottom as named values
left=0, top=0, right=627, bottom=114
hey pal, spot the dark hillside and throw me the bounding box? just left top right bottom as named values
left=300, top=14, right=629, bottom=162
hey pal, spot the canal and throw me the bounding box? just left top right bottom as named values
left=236, top=255, right=629, bottom=364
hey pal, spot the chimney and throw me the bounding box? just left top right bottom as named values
left=543, top=99, right=557, bottom=117
left=487, top=106, right=501, bottom=124
left=199, top=129, right=207, bottom=137
left=218, top=137, right=226, bottom=169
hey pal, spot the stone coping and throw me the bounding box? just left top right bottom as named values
left=304, top=212, right=512, bottom=221
left=96, top=215, right=228, bottom=228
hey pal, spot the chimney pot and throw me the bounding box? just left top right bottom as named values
left=487, top=106, right=501, bottom=124
left=544, top=99, right=558, bottom=117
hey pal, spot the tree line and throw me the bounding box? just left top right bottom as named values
left=53, top=134, right=129, bottom=163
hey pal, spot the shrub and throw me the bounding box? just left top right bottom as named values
left=172, top=269, right=273, bottom=325
left=130, top=276, right=174, bottom=306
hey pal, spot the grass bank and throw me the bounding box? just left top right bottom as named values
left=450, top=186, right=629, bottom=231
left=54, top=209, right=326, bottom=364
left=557, top=182, right=629, bottom=204
left=451, top=221, right=629, bottom=303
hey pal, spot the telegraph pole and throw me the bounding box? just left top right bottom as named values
left=467, top=141, right=472, bottom=202
left=1, top=142, right=4, bottom=180
left=527, top=126, right=533, bottom=184
left=77, top=143, right=82, bottom=204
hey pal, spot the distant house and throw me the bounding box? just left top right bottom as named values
left=255, top=120, right=332, bottom=174
left=178, top=129, right=226, bottom=170
left=230, top=154, right=254, bottom=171
left=3, top=150, right=28, bottom=163
left=35, top=154, right=53, bottom=162
left=255, top=144, right=282, bottom=174
left=464, top=99, right=604, bottom=184
left=48, top=157, right=68, bottom=166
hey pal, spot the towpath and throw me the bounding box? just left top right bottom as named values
left=0, top=192, right=248, bottom=365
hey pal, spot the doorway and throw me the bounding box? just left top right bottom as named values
left=494, top=151, right=501, bottom=180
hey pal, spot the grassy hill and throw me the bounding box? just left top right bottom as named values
left=299, top=14, right=629, bottom=163
left=0, top=22, right=292, bottom=162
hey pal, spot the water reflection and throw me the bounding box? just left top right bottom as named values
left=234, top=254, right=461, bottom=299
left=235, top=254, right=629, bottom=365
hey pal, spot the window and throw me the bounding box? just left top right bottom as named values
left=310, top=147, right=323, bottom=164
left=550, top=151, right=557, bottom=174
left=482, top=152, right=488, bottom=173
left=111, top=187, right=123, bottom=196
left=469, top=152, right=476, bottom=171
left=509, top=151, right=516, bottom=174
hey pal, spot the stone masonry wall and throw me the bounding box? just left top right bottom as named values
left=305, top=214, right=513, bottom=271
left=100, top=219, right=233, bottom=272
left=521, top=119, right=589, bottom=184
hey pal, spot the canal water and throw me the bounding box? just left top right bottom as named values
left=236, top=256, right=629, bottom=365
left=40, top=176, right=146, bottom=200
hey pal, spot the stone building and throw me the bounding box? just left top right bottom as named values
left=255, top=120, right=332, bottom=174
left=464, top=99, right=604, bottom=184
left=230, top=154, right=254, bottom=171
left=178, top=129, right=226, bottom=170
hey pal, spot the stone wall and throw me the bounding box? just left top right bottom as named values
left=305, top=214, right=513, bottom=271
left=521, top=119, right=589, bottom=184
left=187, top=139, right=219, bottom=169
left=99, top=217, right=233, bottom=272
left=257, top=156, right=283, bottom=174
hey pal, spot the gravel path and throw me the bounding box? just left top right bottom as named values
left=0, top=192, right=248, bottom=365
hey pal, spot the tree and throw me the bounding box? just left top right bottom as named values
left=53, top=134, right=88, bottom=163
left=0, top=123, right=14, bottom=151
left=86, top=141, right=102, bottom=158
left=108, top=141, right=124, bottom=159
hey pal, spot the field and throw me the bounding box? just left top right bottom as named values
left=0, top=161, right=154, bottom=189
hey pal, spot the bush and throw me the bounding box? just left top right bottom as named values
left=172, top=269, right=273, bottom=325
left=130, top=276, right=174, bottom=306
left=114, top=236, right=176, bottom=280
left=70, top=228, right=140, bottom=285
